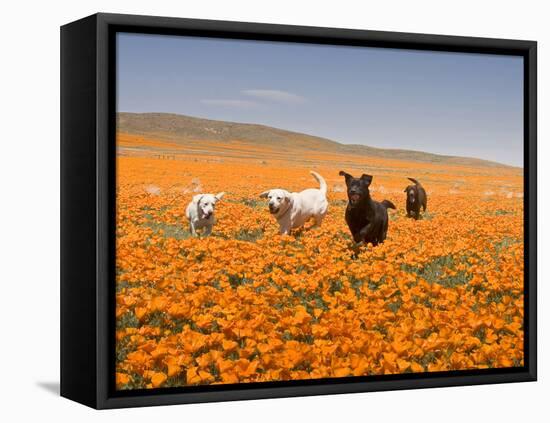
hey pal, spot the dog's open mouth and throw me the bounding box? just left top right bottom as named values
left=269, top=207, right=279, bottom=214
left=349, top=194, right=361, bottom=204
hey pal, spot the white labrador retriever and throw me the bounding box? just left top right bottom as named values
left=185, top=192, right=224, bottom=236
left=260, top=171, right=328, bottom=235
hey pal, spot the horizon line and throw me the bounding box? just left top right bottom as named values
left=116, top=111, right=523, bottom=169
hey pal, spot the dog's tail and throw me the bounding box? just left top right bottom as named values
left=310, top=171, right=327, bottom=196
left=381, top=199, right=396, bottom=210
left=407, top=177, right=421, bottom=186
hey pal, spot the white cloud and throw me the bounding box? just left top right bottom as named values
left=242, top=89, right=306, bottom=104
left=200, top=99, right=258, bottom=108
left=201, top=89, right=306, bottom=108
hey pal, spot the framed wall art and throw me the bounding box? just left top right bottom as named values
left=61, top=13, right=537, bottom=409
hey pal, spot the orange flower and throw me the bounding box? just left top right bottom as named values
left=151, top=372, right=167, bottom=388
left=116, top=372, right=131, bottom=386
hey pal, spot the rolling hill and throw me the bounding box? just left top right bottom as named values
left=117, top=112, right=514, bottom=168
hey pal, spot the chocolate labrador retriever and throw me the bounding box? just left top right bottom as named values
left=339, top=171, right=396, bottom=246
left=404, top=177, right=427, bottom=220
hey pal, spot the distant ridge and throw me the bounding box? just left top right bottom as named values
left=117, top=112, right=515, bottom=168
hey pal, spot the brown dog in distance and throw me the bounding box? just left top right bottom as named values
left=404, top=177, right=427, bottom=220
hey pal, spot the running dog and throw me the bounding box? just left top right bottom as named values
left=339, top=171, right=396, bottom=245
left=259, top=171, right=328, bottom=235
left=404, top=177, right=427, bottom=220
left=185, top=192, right=225, bottom=236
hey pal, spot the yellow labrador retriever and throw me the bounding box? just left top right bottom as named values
left=185, top=192, right=224, bottom=236
left=260, top=171, right=328, bottom=235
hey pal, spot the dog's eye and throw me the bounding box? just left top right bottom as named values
left=277, top=196, right=281, bottom=200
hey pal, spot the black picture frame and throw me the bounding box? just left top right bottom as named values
left=61, top=12, right=537, bottom=409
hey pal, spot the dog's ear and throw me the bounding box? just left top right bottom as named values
left=282, top=190, right=291, bottom=202
left=214, top=192, right=225, bottom=201
left=339, top=170, right=352, bottom=184
left=193, top=194, right=204, bottom=204
left=361, top=174, right=373, bottom=186
left=259, top=191, right=270, bottom=198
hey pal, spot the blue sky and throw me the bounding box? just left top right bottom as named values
left=117, top=33, right=524, bottom=166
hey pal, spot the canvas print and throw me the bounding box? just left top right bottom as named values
left=114, top=33, right=524, bottom=390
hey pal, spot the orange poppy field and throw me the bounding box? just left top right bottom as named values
left=115, top=133, right=524, bottom=390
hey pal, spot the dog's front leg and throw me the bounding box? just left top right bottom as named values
left=189, top=221, right=197, bottom=237
left=356, top=223, right=374, bottom=243
left=352, top=231, right=363, bottom=243
left=204, top=225, right=212, bottom=237
left=279, top=222, right=291, bottom=235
